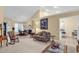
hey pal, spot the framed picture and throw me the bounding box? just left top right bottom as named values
left=40, top=18, right=48, bottom=29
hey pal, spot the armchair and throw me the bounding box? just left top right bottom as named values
left=8, top=31, right=19, bottom=45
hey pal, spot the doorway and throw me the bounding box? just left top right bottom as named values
left=59, top=15, right=79, bottom=48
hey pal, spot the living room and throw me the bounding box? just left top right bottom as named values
left=0, top=6, right=79, bottom=53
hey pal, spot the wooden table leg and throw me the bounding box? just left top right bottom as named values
left=64, top=45, right=67, bottom=53
left=6, top=39, right=8, bottom=46
left=0, top=41, right=2, bottom=47
left=76, top=45, right=79, bottom=53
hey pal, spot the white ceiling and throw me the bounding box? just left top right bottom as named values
left=5, top=6, right=79, bottom=22
left=41, top=6, right=79, bottom=16
left=5, top=6, right=39, bottom=22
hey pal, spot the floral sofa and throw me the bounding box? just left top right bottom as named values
left=33, top=31, right=51, bottom=42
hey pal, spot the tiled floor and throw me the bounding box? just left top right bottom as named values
left=59, top=37, right=78, bottom=53
left=0, top=35, right=50, bottom=53
left=0, top=35, right=77, bottom=53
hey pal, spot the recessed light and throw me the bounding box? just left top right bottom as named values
left=53, top=6, right=59, bottom=8
left=45, top=9, right=51, bottom=12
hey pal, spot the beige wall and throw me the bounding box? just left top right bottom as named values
left=33, top=16, right=59, bottom=40
left=0, top=7, right=5, bottom=24
left=35, top=16, right=59, bottom=40
left=39, top=8, right=49, bottom=18
left=47, top=16, right=59, bottom=40
left=0, top=7, right=5, bottom=35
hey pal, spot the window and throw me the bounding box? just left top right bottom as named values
left=15, top=23, right=19, bottom=32
left=7, top=24, right=10, bottom=32
left=18, top=24, right=24, bottom=31
left=15, top=23, right=24, bottom=33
